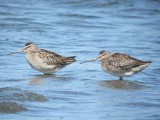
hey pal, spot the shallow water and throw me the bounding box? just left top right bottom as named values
left=0, top=0, right=160, bottom=119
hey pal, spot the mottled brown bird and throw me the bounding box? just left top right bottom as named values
left=9, top=42, right=76, bottom=74
left=81, top=50, right=151, bottom=80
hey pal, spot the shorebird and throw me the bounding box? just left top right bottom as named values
left=81, top=50, right=151, bottom=80
left=9, top=42, right=76, bottom=74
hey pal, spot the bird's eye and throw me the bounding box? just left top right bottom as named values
left=24, top=46, right=30, bottom=50
left=98, top=55, right=102, bottom=58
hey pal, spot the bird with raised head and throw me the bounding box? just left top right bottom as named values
left=9, top=42, right=76, bottom=75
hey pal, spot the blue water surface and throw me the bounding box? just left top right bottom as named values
left=0, top=0, right=160, bottom=120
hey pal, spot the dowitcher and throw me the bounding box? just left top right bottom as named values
left=81, top=50, right=151, bottom=80
left=9, top=42, right=76, bottom=74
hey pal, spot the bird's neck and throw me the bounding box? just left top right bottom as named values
left=26, top=48, right=39, bottom=54
left=104, top=52, right=113, bottom=58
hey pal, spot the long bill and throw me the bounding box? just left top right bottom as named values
left=7, top=50, right=23, bottom=55
left=80, top=58, right=97, bottom=64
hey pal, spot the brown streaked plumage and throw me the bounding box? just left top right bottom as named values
left=81, top=50, right=151, bottom=80
left=9, top=42, right=76, bottom=74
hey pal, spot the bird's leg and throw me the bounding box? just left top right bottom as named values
left=119, top=77, right=123, bottom=80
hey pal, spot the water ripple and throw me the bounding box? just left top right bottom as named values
left=0, top=0, right=160, bottom=119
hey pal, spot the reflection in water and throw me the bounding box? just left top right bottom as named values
left=100, top=80, right=145, bottom=90
left=28, top=74, right=66, bottom=85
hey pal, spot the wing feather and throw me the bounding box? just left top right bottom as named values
left=38, top=49, right=66, bottom=65
left=107, top=53, right=145, bottom=71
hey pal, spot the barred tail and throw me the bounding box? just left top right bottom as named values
left=66, top=56, right=76, bottom=64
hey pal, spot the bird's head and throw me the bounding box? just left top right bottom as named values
left=80, top=50, right=111, bottom=64
left=8, top=42, right=38, bottom=55
left=97, top=50, right=110, bottom=61
left=23, top=42, right=37, bottom=53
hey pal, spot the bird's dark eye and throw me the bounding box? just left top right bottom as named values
left=98, top=54, right=103, bottom=58
left=24, top=46, right=30, bottom=50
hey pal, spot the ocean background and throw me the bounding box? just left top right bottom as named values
left=0, top=0, right=160, bottom=120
